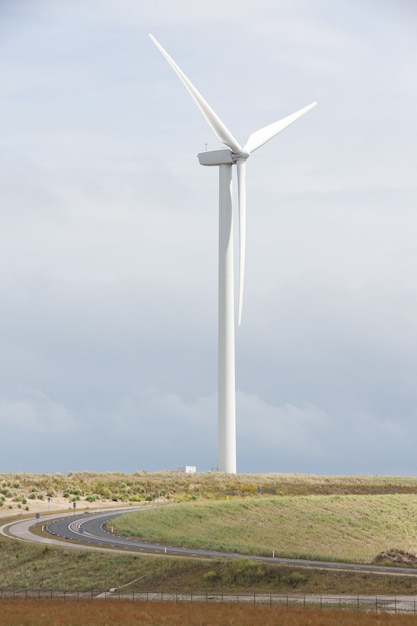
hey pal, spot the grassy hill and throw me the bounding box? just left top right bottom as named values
left=110, top=493, right=417, bottom=563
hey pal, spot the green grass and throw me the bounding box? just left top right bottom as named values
left=111, top=494, right=417, bottom=563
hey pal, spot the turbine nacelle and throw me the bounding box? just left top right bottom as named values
left=198, top=148, right=233, bottom=167
left=197, top=149, right=249, bottom=167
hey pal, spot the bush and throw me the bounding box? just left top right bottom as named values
left=289, top=572, right=307, bottom=587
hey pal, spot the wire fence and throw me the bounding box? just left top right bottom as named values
left=1, top=589, right=417, bottom=614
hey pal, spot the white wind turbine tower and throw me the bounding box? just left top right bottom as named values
left=150, top=34, right=316, bottom=473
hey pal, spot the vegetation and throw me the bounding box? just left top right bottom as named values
left=1, top=471, right=417, bottom=514
left=2, top=519, right=417, bottom=596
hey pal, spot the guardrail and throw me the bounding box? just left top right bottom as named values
left=1, top=589, right=417, bottom=613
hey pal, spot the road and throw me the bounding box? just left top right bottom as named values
left=3, top=507, right=417, bottom=578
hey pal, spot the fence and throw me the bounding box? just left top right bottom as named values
left=1, top=589, right=417, bottom=614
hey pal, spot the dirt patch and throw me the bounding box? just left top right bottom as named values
left=373, top=548, right=417, bottom=566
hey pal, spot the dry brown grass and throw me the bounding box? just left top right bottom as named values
left=2, top=470, right=417, bottom=515
left=0, top=599, right=417, bottom=626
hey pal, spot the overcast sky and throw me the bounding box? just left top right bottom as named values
left=1, top=0, right=417, bottom=475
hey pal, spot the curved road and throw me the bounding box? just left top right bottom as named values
left=3, top=508, right=417, bottom=578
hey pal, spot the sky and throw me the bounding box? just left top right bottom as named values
left=1, top=0, right=417, bottom=475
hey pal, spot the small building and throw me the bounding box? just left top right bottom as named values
left=178, top=466, right=196, bottom=473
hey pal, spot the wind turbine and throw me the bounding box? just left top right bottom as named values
left=150, top=34, right=316, bottom=473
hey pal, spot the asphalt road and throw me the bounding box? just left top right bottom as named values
left=3, top=507, right=417, bottom=578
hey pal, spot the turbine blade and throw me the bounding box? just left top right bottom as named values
left=236, top=160, right=246, bottom=327
left=243, top=101, right=317, bottom=155
left=149, top=34, right=242, bottom=154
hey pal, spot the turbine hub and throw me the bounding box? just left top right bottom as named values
left=232, top=152, right=249, bottom=162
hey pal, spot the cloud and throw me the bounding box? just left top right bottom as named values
left=0, top=1, right=416, bottom=475
left=0, top=389, right=81, bottom=434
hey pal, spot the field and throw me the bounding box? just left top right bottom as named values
left=1, top=599, right=417, bottom=626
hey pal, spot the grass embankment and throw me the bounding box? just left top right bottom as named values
left=4, top=533, right=417, bottom=595
left=2, top=600, right=417, bottom=626
left=111, top=494, right=417, bottom=563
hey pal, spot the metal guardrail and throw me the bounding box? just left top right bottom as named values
left=1, top=589, right=417, bottom=613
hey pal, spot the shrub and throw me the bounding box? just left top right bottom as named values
left=289, top=572, right=307, bottom=587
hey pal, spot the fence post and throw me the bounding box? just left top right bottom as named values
left=357, top=596, right=359, bottom=612
left=394, top=597, right=397, bottom=613
left=375, top=596, right=378, bottom=613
